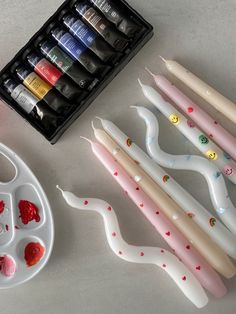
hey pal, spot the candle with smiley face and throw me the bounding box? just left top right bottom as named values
left=138, top=79, right=236, bottom=184
left=150, top=74, right=236, bottom=161
left=134, top=106, right=236, bottom=236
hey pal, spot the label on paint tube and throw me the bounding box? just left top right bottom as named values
left=83, top=8, right=109, bottom=34
left=34, top=59, right=62, bottom=86
left=70, top=20, right=97, bottom=47
left=45, top=46, right=74, bottom=73
left=11, top=85, right=38, bottom=114
left=58, top=33, right=87, bottom=61
left=24, top=73, right=52, bottom=100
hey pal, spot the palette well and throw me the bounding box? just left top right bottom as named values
left=0, top=143, right=54, bottom=288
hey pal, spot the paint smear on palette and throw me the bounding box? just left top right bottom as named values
left=0, top=200, right=5, bottom=214
left=18, top=200, right=41, bottom=225
left=24, top=242, right=45, bottom=267
left=0, top=255, right=16, bottom=277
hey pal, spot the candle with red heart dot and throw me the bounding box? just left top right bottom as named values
left=80, top=137, right=226, bottom=297
left=96, top=116, right=236, bottom=258
left=57, top=186, right=208, bottom=308
left=92, top=126, right=236, bottom=278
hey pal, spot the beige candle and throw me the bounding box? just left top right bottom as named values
left=161, top=57, right=236, bottom=125
left=93, top=127, right=236, bottom=278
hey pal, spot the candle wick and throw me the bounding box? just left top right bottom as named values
left=56, top=185, right=64, bottom=194
left=130, top=105, right=139, bottom=111
left=95, top=116, right=103, bottom=123
left=91, top=120, right=98, bottom=131
left=138, top=78, right=144, bottom=87
left=145, top=67, right=155, bottom=77
left=80, top=136, right=93, bottom=145
left=159, top=55, right=167, bottom=63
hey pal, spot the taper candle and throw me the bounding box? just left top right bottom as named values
left=92, top=126, right=236, bottom=278
left=160, top=57, right=236, bottom=125
left=138, top=79, right=236, bottom=184
left=148, top=73, right=236, bottom=161
left=135, top=106, right=236, bottom=236
left=57, top=187, right=208, bottom=308
left=82, top=137, right=226, bottom=297
left=97, top=117, right=236, bottom=259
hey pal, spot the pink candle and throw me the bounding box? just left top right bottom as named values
left=83, top=137, right=226, bottom=298
left=149, top=72, right=236, bottom=160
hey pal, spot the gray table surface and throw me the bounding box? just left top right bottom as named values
left=0, top=0, right=236, bottom=313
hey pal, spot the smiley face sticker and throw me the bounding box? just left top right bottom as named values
left=199, top=134, right=209, bottom=145
left=206, top=150, right=218, bottom=160
left=223, top=165, right=235, bottom=176
left=169, top=114, right=180, bottom=125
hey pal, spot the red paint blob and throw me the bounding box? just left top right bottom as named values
left=18, top=200, right=41, bottom=225
left=0, top=200, right=5, bottom=214
left=24, top=242, right=45, bottom=267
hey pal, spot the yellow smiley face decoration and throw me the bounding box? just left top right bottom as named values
left=169, top=114, right=180, bottom=125
left=206, top=150, right=218, bottom=160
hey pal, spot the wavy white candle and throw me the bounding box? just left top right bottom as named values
left=134, top=106, right=236, bottom=235
left=96, top=116, right=236, bottom=259
left=148, top=72, right=236, bottom=161
left=57, top=186, right=208, bottom=308
left=138, top=79, right=236, bottom=184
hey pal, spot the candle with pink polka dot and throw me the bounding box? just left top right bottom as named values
left=147, top=72, right=236, bottom=161
left=80, top=137, right=226, bottom=297
left=57, top=187, right=208, bottom=307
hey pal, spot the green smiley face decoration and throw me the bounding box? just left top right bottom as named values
left=199, top=134, right=209, bottom=145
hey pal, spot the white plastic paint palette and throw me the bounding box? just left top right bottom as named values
left=0, top=143, right=54, bottom=288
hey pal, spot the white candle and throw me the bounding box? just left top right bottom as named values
left=57, top=186, right=208, bottom=308
left=134, top=106, right=236, bottom=236
left=97, top=117, right=236, bottom=258
left=160, top=57, right=236, bottom=125
left=138, top=79, right=236, bottom=184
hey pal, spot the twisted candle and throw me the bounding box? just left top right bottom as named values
left=97, top=116, right=236, bottom=259
left=57, top=186, right=208, bottom=308
left=134, top=106, right=236, bottom=235
left=82, top=136, right=226, bottom=297
left=138, top=79, right=236, bottom=184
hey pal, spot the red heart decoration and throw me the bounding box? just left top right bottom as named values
left=107, top=206, right=112, bottom=211
left=140, top=252, right=144, bottom=256
left=186, top=245, right=190, bottom=250
left=182, top=276, right=187, bottom=281
left=84, top=200, right=88, bottom=205
left=112, top=232, right=116, bottom=237
left=136, top=187, right=140, bottom=191
left=114, top=172, right=118, bottom=176
left=188, top=107, right=194, bottom=113
left=165, top=231, right=170, bottom=236
left=162, top=264, right=166, bottom=268
left=161, top=249, right=164, bottom=253
left=140, top=203, right=144, bottom=208
left=118, top=251, right=122, bottom=255
left=214, top=121, right=218, bottom=125
left=196, top=266, right=201, bottom=270
left=156, top=211, right=160, bottom=215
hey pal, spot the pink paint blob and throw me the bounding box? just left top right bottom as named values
left=0, top=255, right=16, bottom=277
